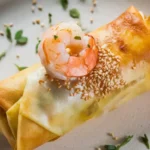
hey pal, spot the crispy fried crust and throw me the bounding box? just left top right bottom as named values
left=0, top=64, right=41, bottom=111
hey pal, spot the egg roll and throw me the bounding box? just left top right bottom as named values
left=0, top=6, right=150, bottom=150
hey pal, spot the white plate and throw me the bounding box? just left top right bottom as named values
left=0, top=0, right=150, bottom=150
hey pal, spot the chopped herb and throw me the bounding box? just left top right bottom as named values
left=104, top=145, right=117, bottom=150
left=6, top=27, right=12, bottom=42
left=54, top=35, right=58, bottom=40
left=69, top=8, right=80, bottom=18
left=140, top=134, right=150, bottom=149
left=0, top=51, right=6, bottom=60
left=16, top=37, right=28, bottom=45
left=48, top=13, right=52, bottom=25
left=15, top=64, right=27, bottom=71
left=15, top=30, right=28, bottom=45
left=116, top=135, right=133, bottom=150
left=60, top=0, right=68, bottom=10
left=15, top=30, right=23, bottom=40
left=87, top=44, right=90, bottom=48
left=104, top=135, right=133, bottom=150
left=74, top=36, right=81, bottom=40
left=36, top=38, right=41, bottom=53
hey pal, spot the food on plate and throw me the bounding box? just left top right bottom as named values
left=0, top=6, right=150, bottom=150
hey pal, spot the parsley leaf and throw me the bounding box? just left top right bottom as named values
left=54, top=35, right=58, bottom=40
left=69, top=8, right=80, bottom=18
left=74, top=36, right=81, bottom=40
left=15, top=30, right=23, bottom=40
left=35, top=38, right=41, bottom=53
left=16, top=37, right=28, bottom=45
left=104, top=145, right=117, bottom=150
left=48, top=13, right=52, bottom=25
left=60, top=0, right=68, bottom=10
left=15, top=30, right=28, bottom=45
left=116, top=135, right=133, bottom=150
left=140, top=134, right=150, bottom=149
left=0, top=51, right=6, bottom=61
left=104, top=135, right=133, bottom=150
left=6, top=27, right=12, bottom=42
left=15, top=64, right=27, bottom=71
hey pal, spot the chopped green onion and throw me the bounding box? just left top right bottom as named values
left=0, top=51, right=6, bottom=61
left=74, top=36, right=81, bottom=40
left=6, top=27, right=12, bottom=42
left=69, top=8, right=80, bottom=18
left=140, top=134, right=150, bottom=149
left=15, top=64, right=27, bottom=71
left=54, top=35, right=58, bottom=40
left=60, top=0, right=68, bottom=10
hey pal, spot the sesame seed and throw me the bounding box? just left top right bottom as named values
left=16, top=55, right=20, bottom=59
left=39, top=80, right=44, bottom=84
left=90, top=7, right=94, bottom=13
left=32, top=20, right=36, bottom=25
left=41, top=23, right=45, bottom=28
left=4, top=24, right=8, bottom=27
left=36, top=19, right=40, bottom=24
left=113, top=136, right=119, bottom=140
left=32, top=0, right=37, bottom=5
left=48, top=88, right=51, bottom=91
left=31, top=6, right=35, bottom=13
left=9, top=23, right=13, bottom=27
left=90, top=18, right=94, bottom=24
left=0, top=31, right=4, bottom=36
left=38, top=5, right=43, bottom=11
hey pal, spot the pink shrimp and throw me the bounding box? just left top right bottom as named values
left=38, top=22, right=98, bottom=80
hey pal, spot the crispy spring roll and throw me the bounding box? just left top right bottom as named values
left=0, top=6, right=150, bottom=150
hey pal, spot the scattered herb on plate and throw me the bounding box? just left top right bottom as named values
left=0, top=51, right=6, bottom=61
left=16, top=37, right=28, bottom=45
left=140, top=134, right=150, bottom=149
left=54, top=35, right=58, bottom=40
left=74, top=36, right=81, bottom=40
left=87, top=44, right=90, bottom=48
left=104, top=135, right=133, bottom=150
left=69, top=8, right=80, bottom=18
left=60, top=0, right=68, bottom=10
left=15, top=30, right=28, bottom=45
left=48, top=13, right=52, bottom=25
left=15, top=64, right=27, bottom=71
left=5, top=27, right=12, bottom=42
left=15, top=30, right=23, bottom=40
left=35, top=38, right=41, bottom=53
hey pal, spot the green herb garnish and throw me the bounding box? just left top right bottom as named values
left=54, top=35, right=58, bottom=40
left=104, top=135, right=133, bottom=150
left=15, top=30, right=28, bottom=45
left=116, top=135, right=133, bottom=150
left=69, top=8, right=80, bottom=18
left=15, top=64, right=27, bottom=71
left=15, top=30, right=23, bottom=40
left=48, top=13, right=52, bottom=25
left=140, top=134, right=150, bottom=149
left=6, top=27, right=12, bottom=42
left=87, top=44, right=90, bottom=48
left=60, top=0, right=68, bottom=10
left=36, top=38, right=41, bottom=53
left=74, top=36, right=81, bottom=40
left=0, top=51, right=6, bottom=61
left=16, top=37, right=28, bottom=45
left=104, top=145, right=117, bottom=150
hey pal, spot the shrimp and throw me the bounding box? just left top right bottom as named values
left=38, top=22, right=98, bottom=80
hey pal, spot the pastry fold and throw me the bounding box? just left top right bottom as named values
left=0, top=6, right=150, bottom=150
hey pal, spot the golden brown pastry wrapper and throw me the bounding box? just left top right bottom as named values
left=0, top=6, right=150, bottom=150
